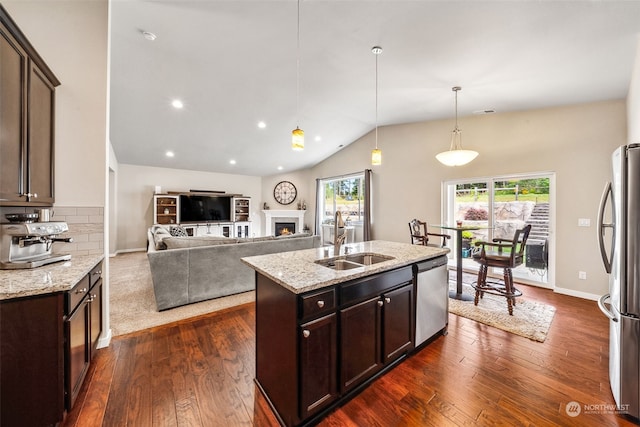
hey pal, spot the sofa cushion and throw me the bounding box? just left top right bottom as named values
left=164, top=235, right=239, bottom=249
left=276, top=232, right=310, bottom=239
left=237, top=236, right=275, bottom=243
left=151, top=225, right=172, bottom=250
left=169, top=225, right=189, bottom=237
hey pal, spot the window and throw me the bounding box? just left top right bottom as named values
left=317, top=172, right=366, bottom=245
left=443, top=173, right=554, bottom=287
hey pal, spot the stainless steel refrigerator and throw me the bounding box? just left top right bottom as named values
left=598, top=143, right=640, bottom=419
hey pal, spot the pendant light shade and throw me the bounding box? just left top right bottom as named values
left=292, top=127, right=304, bottom=151
left=291, top=0, right=304, bottom=151
left=436, top=86, right=478, bottom=167
left=371, top=46, right=382, bottom=165
left=371, top=148, right=382, bottom=165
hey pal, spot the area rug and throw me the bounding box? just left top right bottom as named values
left=449, top=279, right=556, bottom=342
left=109, top=252, right=254, bottom=336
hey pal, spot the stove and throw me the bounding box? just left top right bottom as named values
left=1, top=222, right=73, bottom=269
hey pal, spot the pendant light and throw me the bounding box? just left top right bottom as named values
left=291, top=0, right=304, bottom=151
left=435, top=86, right=478, bottom=166
left=371, top=46, right=382, bottom=165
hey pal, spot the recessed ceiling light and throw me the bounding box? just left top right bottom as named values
left=230, top=159, right=237, bottom=165
left=257, top=121, right=266, bottom=129
left=277, top=166, right=283, bottom=171
left=166, top=151, right=174, bottom=157
left=171, top=99, right=184, bottom=109
left=315, top=136, right=322, bottom=142
left=142, top=31, right=157, bottom=41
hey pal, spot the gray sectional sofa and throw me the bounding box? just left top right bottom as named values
left=147, top=226, right=321, bottom=310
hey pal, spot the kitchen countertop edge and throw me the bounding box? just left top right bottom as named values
left=0, top=254, right=105, bottom=300
left=242, top=240, right=449, bottom=294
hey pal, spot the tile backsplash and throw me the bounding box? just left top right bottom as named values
left=0, top=206, right=104, bottom=256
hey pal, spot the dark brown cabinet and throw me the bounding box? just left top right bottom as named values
left=340, top=282, right=414, bottom=392
left=0, top=293, right=65, bottom=427
left=256, top=265, right=414, bottom=427
left=340, top=297, right=382, bottom=392
left=299, top=313, right=338, bottom=418
left=382, top=284, right=414, bottom=363
left=0, top=6, right=59, bottom=206
left=65, top=262, right=103, bottom=409
left=0, top=259, right=103, bottom=427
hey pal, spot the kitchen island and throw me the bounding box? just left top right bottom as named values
left=242, top=240, right=449, bottom=427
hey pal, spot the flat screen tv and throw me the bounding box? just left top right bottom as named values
left=180, top=194, right=232, bottom=222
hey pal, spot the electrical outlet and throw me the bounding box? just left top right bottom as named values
left=579, top=271, right=587, bottom=280
left=578, top=218, right=591, bottom=227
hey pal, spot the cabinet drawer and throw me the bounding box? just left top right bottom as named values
left=340, top=267, right=412, bottom=307
left=67, top=274, right=89, bottom=314
left=89, top=262, right=102, bottom=287
left=300, top=288, right=336, bottom=321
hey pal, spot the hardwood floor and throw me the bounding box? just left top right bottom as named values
left=63, top=284, right=638, bottom=427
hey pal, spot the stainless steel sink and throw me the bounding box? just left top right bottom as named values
left=315, top=253, right=395, bottom=270
left=315, top=259, right=364, bottom=270
left=345, top=253, right=395, bottom=265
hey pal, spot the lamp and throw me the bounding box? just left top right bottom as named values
left=371, top=46, right=382, bottom=165
left=291, top=0, right=304, bottom=151
left=435, top=86, right=478, bottom=166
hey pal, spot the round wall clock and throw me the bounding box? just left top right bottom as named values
left=273, top=181, right=297, bottom=205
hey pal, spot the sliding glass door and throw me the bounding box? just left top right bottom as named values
left=443, top=173, right=554, bottom=287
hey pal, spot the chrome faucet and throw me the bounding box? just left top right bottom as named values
left=334, top=211, right=347, bottom=255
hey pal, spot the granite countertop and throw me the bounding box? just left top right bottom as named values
left=241, top=240, right=449, bottom=294
left=0, top=254, right=104, bottom=300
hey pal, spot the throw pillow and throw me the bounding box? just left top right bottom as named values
left=169, top=225, right=189, bottom=237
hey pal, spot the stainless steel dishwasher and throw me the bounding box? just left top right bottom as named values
left=413, top=255, right=449, bottom=347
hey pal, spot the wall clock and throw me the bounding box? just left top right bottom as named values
left=273, top=181, right=297, bottom=205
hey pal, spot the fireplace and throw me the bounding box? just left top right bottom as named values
left=263, top=209, right=306, bottom=236
left=275, top=222, right=296, bottom=237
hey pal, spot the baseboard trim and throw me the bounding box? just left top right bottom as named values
left=554, top=287, right=600, bottom=301
left=97, top=328, right=112, bottom=349
left=110, top=248, right=146, bottom=257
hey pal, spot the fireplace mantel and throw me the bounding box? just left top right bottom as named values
left=263, top=210, right=306, bottom=236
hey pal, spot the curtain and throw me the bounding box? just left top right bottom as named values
left=363, top=169, right=372, bottom=241
left=314, top=178, right=322, bottom=236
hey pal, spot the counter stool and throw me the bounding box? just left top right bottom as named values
left=471, top=225, right=531, bottom=315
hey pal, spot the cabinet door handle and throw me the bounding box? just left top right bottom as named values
left=76, top=287, right=87, bottom=294
left=93, top=270, right=102, bottom=275
left=302, top=330, right=310, bottom=338
left=377, top=300, right=384, bottom=307
left=385, top=297, right=391, bottom=304
left=316, top=300, right=325, bottom=308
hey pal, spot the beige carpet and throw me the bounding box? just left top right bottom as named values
left=109, top=251, right=254, bottom=336
left=449, top=277, right=556, bottom=342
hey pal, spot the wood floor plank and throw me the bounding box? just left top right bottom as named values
left=63, top=256, right=639, bottom=427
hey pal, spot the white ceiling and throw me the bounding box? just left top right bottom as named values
left=109, top=0, right=640, bottom=177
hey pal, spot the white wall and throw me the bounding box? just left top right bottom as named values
left=261, top=169, right=315, bottom=231
left=116, top=164, right=262, bottom=251
left=306, top=100, right=626, bottom=297
left=628, top=39, right=640, bottom=144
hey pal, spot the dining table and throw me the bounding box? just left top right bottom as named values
left=432, top=223, right=483, bottom=301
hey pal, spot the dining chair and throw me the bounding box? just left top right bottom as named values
left=408, top=219, right=451, bottom=248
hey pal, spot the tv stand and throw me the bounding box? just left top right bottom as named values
left=153, top=193, right=252, bottom=238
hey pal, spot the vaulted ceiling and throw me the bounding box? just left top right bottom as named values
left=109, top=1, right=640, bottom=176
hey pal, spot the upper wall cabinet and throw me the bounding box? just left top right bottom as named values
left=0, top=6, right=60, bottom=206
